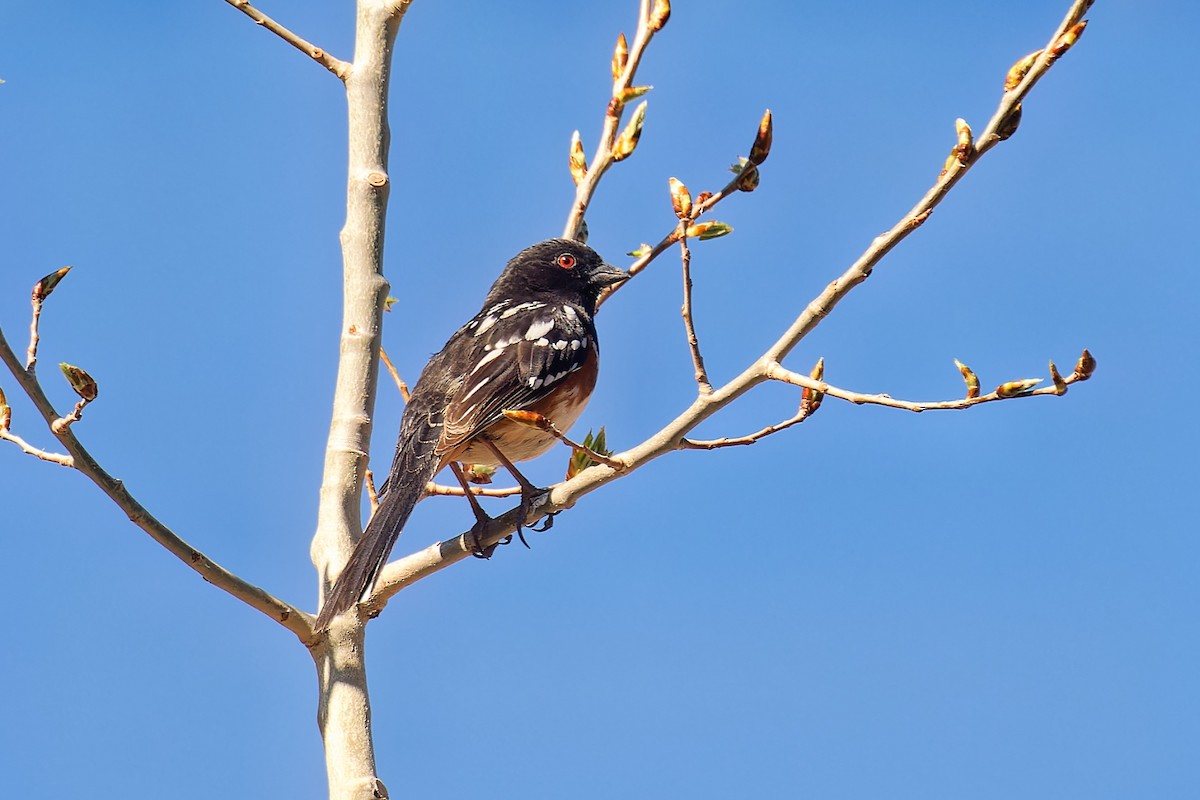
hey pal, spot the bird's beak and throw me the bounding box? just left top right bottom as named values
left=591, top=262, right=631, bottom=288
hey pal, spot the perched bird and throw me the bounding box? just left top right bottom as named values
left=314, top=239, right=628, bottom=631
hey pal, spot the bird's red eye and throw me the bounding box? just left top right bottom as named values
left=556, top=253, right=577, bottom=270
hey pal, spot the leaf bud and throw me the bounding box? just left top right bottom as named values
left=954, top=358, right=981, bottom=399
left=59, top=362, right=98, bottom=402
left=668, top=177, right=692, bottom=219
left=995, top=378, right=1042, bottom=398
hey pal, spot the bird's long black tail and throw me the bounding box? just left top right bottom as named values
left=314, top=437, right=441, bottom=632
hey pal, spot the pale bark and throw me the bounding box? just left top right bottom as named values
left=306, top=2, right=410, bottom=799
left=0, top=3, right=1096, bottom=798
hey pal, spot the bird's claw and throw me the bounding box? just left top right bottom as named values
left=468, top=521, right=501, bottom=559
left=528, top=511, right=558, bottom=533
left=468, top=487, right=554, bottom=556
left=515, top=488, right=556, bottom=545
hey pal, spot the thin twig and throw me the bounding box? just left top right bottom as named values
left=679, top=236, right=712, bottom=393
left=224, top=0, right=351, bottom=80
left=0, top=428, right=74, bottom=466
left=424, top=482, right=523, bottom=498
left=369, top=0, right=1096, bottom=608
left=364, top=468, right=380, bottom=513
left=50, top=398, right=88, bottom=434
left=501, top=410, right=627, bottom=471
left=681, top=409, right=812, bottom=450
left=598, top=159, right=757, bottom=310
left=765, top=361, right=1083, bottom=412
left=378, top=346, right=410, bottom=402
left=26, top=298, right=42, bottom=370
left=563, top=0, right=659, bottom=240
left=0, top=322, right=314, bottom=642
left=761, top=2, right=1093, bottom=368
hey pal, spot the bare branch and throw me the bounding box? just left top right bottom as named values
left=563, top=0, right=664, bottom=240
left=370, top=0, right=1096, bottom=608
left=764, top=358, right=1089, bottom=412
left=678, top=237, right=712, bottom=394
left=364, top=468, right=380, bottom=513
left=305, top=2, right=415, bottom=790
left=681, top=409, right=811, bottom=450
left=0, top=322, right=315, bottom=641
left=424, top=481, right=522, bottom=498
left=49, top=397, right=89, bottom=434
left=378, top=346, right=411, bottom=402
left=224, top=0, right=351, bottom=80
left=598, top=155, right=761, bottom=309
left=761, top=6, right=1091, bottom=367
left=26, top=298, right=42, bottom=370
left=501, top=410, right=628, bottom=471
left=0, top=427, right=74, bottom=466
left=25, top=267, right=72, bottom=370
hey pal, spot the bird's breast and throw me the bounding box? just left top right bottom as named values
left=455, top=351, right=599, bottom=465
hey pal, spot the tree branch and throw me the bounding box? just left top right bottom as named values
left=501, top=410, right=628, bottom=472
left=563, top=0, right=665, bottom=241
left=761, top=3, right=1091, bottom=368
left=0, top=427, right=74, bottom=465
left=681, top=406, right=813, bottom=450
left=378, top=346, right=410, bottom=401
left=765, top=358, right=1089, bottom=413
left=369, top=0, right=1095, bottom=608
left=301, top=1, right=413, bottom=795
left=598, top=145, right=762, bottom=310
left=678, top=236, right=712, bottom=393
left=224, top=0, right=352, bottom=80
left=424, top=481, right=523, bottom=498
left=0, top=322, right=315, bottom=641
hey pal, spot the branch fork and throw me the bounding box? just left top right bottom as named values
left=3, top=3, right=1098, bottom=797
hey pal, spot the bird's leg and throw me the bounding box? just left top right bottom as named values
left=479, top=439, right=557, bottom=546
left=448, top=462, right=508, bottom=558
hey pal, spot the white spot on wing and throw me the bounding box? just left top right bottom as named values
left=473, top=346, right=506, bottom=370
left=474, top=315, right=498, bottom=336
left=463, top=376, right=491, bottom=400
left=500, top=301, right=545, bottom=319
left=524, top=317, right=555, bottom=341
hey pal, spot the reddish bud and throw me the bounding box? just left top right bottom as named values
left=612, top=33, right=629, bottom=80
left=1050, top=20, right=1087, bottom=58
left=569, top=130, right=587, bottom=186
left=748, top=109, right=773, bottom=165
left=1005, top=50, right=1042, bottom=91
left=611, top=101, right=647, bottom=162
left=59, top=362, right=99, bottom=402
left=1049, top=360, right=1068, bottom=395
left=995, top=378, right=1042, bottom=398
left=684, top=222, right=733, bottom=241
left=648, top=0, right=670, bottom=32
left=32, top=266, right=72, bottom=302
left=954, top=359, right=981, bottom=399
left=1073, top=348, right=1096, bottom=381
left=669, top=177, right=692, bottom=219
left=800, top=357, right=826, bottom=415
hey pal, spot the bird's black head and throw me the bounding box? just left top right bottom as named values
left=483, top=238, right=628, bottom=315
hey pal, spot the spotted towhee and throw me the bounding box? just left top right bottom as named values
left=314, top=239, right=628, bottom=631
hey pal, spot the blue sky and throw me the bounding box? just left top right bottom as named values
left=2, top=2, right=1197, bottom=798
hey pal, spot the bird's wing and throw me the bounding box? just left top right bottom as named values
left=439, top=301, right=593, bottom=454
